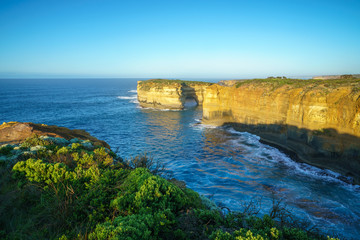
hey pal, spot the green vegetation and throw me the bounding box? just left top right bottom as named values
left=235, top=78, right=360, bottom=90
left=138, top=79, right=213, bottom=86
left=0, top=135, right=340, bottom=239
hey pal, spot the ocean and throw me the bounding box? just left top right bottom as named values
left=1, top=78, right=359, bottom=239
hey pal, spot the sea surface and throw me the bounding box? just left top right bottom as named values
left=1, top=78, right=359, bottom=239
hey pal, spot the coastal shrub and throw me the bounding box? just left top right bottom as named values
left=13, top=158, right=74, bottom=187
left=71, top=142, right=82, bottom=150
left=193, top=209, right=223, bottom=226
left=223, top=212, right=246, bottom=229
left=57, top=146, right=70, bottom=155
left=126, top=153, right=166, bottom=176
left=281, top=227, right=306, bottom=240
left=175, top=210, right=206, bottom=239
left=89, top=210, right=174, bottom=240
left=209, top=227, right=280, bottom=240
left=0, top=145, right=13, bottom=156
left=111, top=168, right=203, bottom=215
left=173, top=208, right=224, bottom=239
left=1, top=135, right=343, bottom=240
left=8, top=143, right=128, bottom=238
left=20, top=135, right=50, bottom=148
left=209, top=230, right=233, bottom=240
left=93, top=147, right=114, bottom=166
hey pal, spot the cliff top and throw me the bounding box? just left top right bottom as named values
left=313, top=74, right=360, bottom=80
left=138, top=79, right=213, bottom=86
left=235, top=78, right=360, bottom=91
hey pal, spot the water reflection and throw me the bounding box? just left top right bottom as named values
left=141, top=109, right=183, bottom=153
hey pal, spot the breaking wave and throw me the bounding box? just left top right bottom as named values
left=117, top=95, right=137, bottom=100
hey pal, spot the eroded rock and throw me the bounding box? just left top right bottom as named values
left=137, top=79, right=212, bottom=110
left=0, top=122, right=110, bottom=148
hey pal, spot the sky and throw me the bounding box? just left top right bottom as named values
left=0, top=0, right=359, bottom=79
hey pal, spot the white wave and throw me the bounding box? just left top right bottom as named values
left=258, top=144, right=352, bottom=185
left=117, top=95, right=137, bottom=100
left=160, top=109, right=178, bottom=111
left=224, top=128, right=358, bottom=188
left=191, top=122, right=218, bottom=130
left=128, top=90, right=137, bottom=93
left=136, top=106, right=181, bottom=111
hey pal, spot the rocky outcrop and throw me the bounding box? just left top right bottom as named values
left=0, top=122, right=110, bottom=148
left=202, top=79, right=360, bottom=184
left=137, top=79, right=213, bottom=109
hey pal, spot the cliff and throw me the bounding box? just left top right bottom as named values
left=137, top=79, right=213, bottom=109
left=202, top=78, right=360, bottom=184
left=136, top=78, right=360, bottom=183
left=0, top=121, right=110, bottom=148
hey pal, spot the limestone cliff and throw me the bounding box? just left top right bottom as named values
left=202, top=79, right=360, bottom=183
left=137, top=79, right=213, bottom=109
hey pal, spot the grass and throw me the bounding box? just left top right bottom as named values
left=138, top=79, right=213, bottom=86
left=235, top=78, right=360, bottom=90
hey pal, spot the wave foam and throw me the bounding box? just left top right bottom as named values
left=224, top=127, right=358, bottom=188
left=190, top=122, right=218, bottom=130
left=117, top=95, right=137, bottom=100
left=128, top=90, right=137, bottom=93
left=136, top=106, right=180, bottom=111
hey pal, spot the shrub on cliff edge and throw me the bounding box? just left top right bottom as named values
left=0, top=135, right=342, bottom=240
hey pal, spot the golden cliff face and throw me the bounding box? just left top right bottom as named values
left=137, top=79, right=212, bottom=109
left=203, top=82, right=360, bottom=136
left=203, top=79, right=360, bottom=183
left=137, top=78, right=360, bottom=183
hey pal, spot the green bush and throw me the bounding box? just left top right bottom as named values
left=20, top=135, right=50, bottom=148
left=282, top=227, right=312, bottom=240
left=209, top=230, right=233, bottom=240
left=0, top=136, right=342, bottom=240
left=209, top=227, right=279, bottom=240
left=0, top=145, right=13, bottom=156
left=13, top=158, right=74, bottom=185
left=111, top=168, right=203, bottom=214
left=89, top=210, right=174, bottom=240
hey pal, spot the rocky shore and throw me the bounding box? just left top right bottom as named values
left=0, top=121, right=110, bottom=148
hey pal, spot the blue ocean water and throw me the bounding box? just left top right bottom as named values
left=1, top=78, right=359, bottom=239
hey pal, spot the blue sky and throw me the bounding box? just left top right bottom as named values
left=0, top=0, right=359, bottom=78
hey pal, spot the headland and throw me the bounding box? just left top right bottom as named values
left=137, top=78, right=360, bottom=184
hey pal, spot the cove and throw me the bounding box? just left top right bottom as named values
left=1, top=78, right=359, bottom=238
